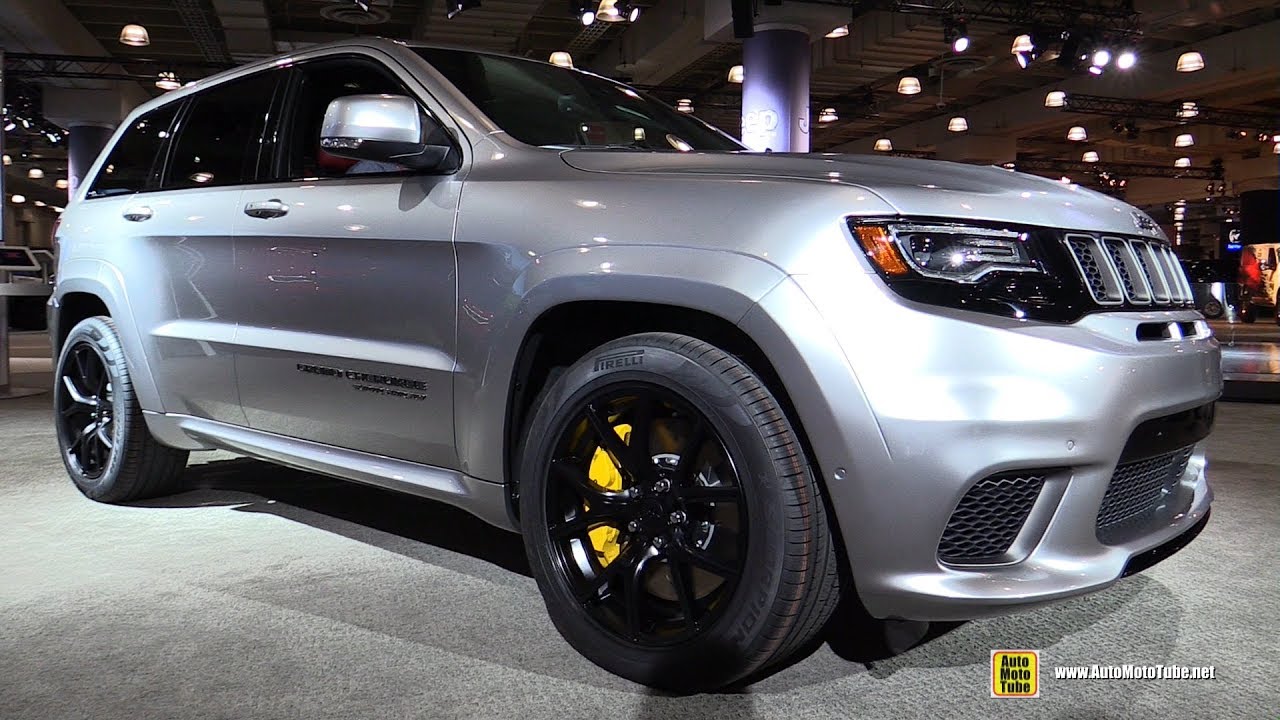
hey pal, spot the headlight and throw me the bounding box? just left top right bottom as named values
left=852, top=222, right=1042, bottom=282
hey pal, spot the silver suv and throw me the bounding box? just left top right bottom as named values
left=50, top=39, right=1219, bottom=691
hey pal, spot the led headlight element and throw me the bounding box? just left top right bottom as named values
left=854, top=222, right=1039, bottom=282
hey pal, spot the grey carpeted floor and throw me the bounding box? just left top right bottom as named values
left=2, top=332, right=1277, bottom=719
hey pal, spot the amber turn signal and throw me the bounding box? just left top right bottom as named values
left=853, top=225, right=910, bottom=276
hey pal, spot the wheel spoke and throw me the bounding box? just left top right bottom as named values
left=626, top=394, right=656, bottom=467
left=95, top=422, right=114, bottom=451
left=679, top=484, right=742, bottom=504
left=622, top=553, right=652, bottom=635
left=575, top=541, right=640, bottom=603
left=73, top=347, right=94, bottom=391
left=673, top=418, right=708, bottom=484
left=73, top=421, right=96, bottom=468
left=61, top=375, right=95, bottom=407
left=584, top=403, right=645, bottom=480
left=550, top=458, right=637, bottom=509
left=671, top=542, right=740, bottom=581
left=549, top=507, right=627, bottom=539
left=667, top=555, right=697, bottom=628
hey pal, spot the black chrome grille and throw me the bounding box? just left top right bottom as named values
left=1063, top=234, right=1193, bottom=307
left=938, top=473, right=1046, bottom=564
left=1096, top=446, right=1195, bottom=544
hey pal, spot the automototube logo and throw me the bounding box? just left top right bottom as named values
left=991, top=650, right=1040, bottom=698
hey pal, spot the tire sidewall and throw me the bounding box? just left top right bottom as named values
left=519, top=338, right=792, bottom=689
left=55, top=317, right=133, bottom=500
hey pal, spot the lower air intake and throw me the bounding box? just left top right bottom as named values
left=938, top=473, right=1046, bottom=565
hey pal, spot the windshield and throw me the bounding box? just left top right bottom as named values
left=414, top=48, right=744, bottom=152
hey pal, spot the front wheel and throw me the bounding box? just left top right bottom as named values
left=1201, top=299, right=1223, bottom=319
left=54, top=316, right=189, bottom=502
left=518, top=333, right=841, bottom=691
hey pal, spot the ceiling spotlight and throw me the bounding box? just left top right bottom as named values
left=818, top=107, right=838, bottom=124
left=874, top=138, right=893, bottom=152
left=54, top=206, right=64, bottom=213
left=446, top=0, right=481, bottom=18
left=27, top=167, right=44, bottom=179
left=1082, top=151, right=1099, bottom=162
left=1015, top=51, right=1034, bottom=69
left=1, top=154, right=9, bottom=166
left=1011, top=34, right=1033, bottom=54
left=1092, top=49, right=1111, bottom=67
left=1177, top=101, right=1199, bottom=119
left=675, top=98, right=694, bottom=114
left=897, top=76, right=922, bottom=95
left=549, top=51, right=574, bottom=68
left=947, top=116, right=968, bottom=132
left=595, top=0, right=625, bottom=22
left=826, top=25, right=849, bottom=39
left=953, top=35, right=970, bottom=53
left=156, top=71, right=181, bottom=91
left=579, top=9, right=595, bottom=25
left=1067, top=126, right=1088, bottom=141
left=1174, top=133, right=1195, bottom=147
left=1088, top=65, right=1103, bottom=76
left=1175, top=157, right=1191, bottom=168
left=1176, top=51, right=1204, bottom=72
left=1116, top=51, right=1136, bottom=69
left=56, top=179, right=69, bottom=190
left=3, top=121, right=14, bottom=131
left=1274, top=142, right=1280, bottom=155
left=34, top=200, right=46, bottom=207
left=118, top=24, right=150, bottom=47
left=11, top=194, right=25, bottom=204
left=1044, top=90, right=1066, bottom=108
left=944, top=20, right=969, bottom=53
left=1059, top=177, right=1072, bottom=184
left=727, top=65, right=744, bottom=84
left=628, top=5, right=640, bottom=21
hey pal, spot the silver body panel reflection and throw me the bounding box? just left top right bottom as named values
left=52, top=38, right=1219, bottom=622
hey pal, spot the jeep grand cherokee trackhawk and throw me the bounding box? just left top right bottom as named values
left=49, top=40, right=1219, bottom=691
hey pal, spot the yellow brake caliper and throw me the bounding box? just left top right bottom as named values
left=587, top=423, right=630, bottom=566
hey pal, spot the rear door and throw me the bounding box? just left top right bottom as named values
left=230, top=52, right=463, bottom=467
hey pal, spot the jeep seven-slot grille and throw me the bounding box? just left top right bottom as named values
left=938, top=473, right=1046, bottom=564
left=1096, top=446, right=1195, bottom=544
left=1063, top=234, right=1192, bottom=307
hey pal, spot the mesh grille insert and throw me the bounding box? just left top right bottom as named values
left=1096, top=446, right=1194, bottom=544
left=938, top=473, right=1046, bottom=564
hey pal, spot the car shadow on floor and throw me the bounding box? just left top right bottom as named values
left=132, top=455, right=1159, bottom=696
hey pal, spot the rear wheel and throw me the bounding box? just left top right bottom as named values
left=519, top=333, right=841, bottom=691
left=54, top=316, right=189, bottom=502
left=1201, top=299, right=1223, bottom=319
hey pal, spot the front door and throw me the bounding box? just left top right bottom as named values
left=230, top=53, right=461, bottom=468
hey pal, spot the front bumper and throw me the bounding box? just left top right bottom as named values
left=743, top=273, right=1221, bottom=621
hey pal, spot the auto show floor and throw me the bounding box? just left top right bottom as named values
left=2, top=332, right=1278, bottom=720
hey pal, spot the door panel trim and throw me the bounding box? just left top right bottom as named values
left=232, top=325, right=456, bottom=371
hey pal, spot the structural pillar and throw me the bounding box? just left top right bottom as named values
left=66, top=124, right=115, bottom=197
left=741, top=25, right=810, bottom=153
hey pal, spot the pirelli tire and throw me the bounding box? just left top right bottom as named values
left=54, top=316, right=189, bottom=503
left=519, top=332, right=842, bottom=692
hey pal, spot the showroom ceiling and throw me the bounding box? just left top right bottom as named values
left=2, top=0, right=1279, bottom=227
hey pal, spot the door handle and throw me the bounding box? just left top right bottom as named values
left=122, top=206, right=153, bottom=222
left=244, top=199, right=289, bottom=219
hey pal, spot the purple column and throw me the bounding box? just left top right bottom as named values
left=741, top=26, right=810, bottom=153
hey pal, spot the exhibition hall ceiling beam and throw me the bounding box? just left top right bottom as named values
left=1058, top=94, right=1280, bottom=133
left=1011, top=157, right=1220, bottom=180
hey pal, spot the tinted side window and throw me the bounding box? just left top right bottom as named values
left=283, top=57, right=409, bottom=180
left=85, top=105, right=179, bottom=198
left=165, top=71, right=280, bottom=190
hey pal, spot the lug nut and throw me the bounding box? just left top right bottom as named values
left=653, top=478, right=670, bottom=493
left=652, top=536, right=666, bottom=548
left=668, top=510, right=686, bottom=525
left=627, top=520, right=640, bottom=533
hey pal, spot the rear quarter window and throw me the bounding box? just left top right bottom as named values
left=85, top=104, right=181, bottom=198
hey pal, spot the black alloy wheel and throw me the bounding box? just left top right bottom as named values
left=56, top=342, right=116, bottom=478
left=544, top=385, right=747, bottom=647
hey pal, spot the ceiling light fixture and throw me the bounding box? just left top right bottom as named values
left=1044, top=90, right=1066, bottom=108
left=897, top=76, right=922, bottom=95
left=156, top=71, right=181, bottom=91
left=56, top=179, right=69, bottom=189
left=1176, top=51, right=1204, bottom=72
left=675, top=98, right=694, bottom=114
left=1, top=154, right=10, bottom=166
left=27, top=167, right=43, bottom=179
left=11, top=194, right=25, bottom=204
left=1091, top=49, right=1111, bottom=67
left=727, top=65, right=744, bottom=83
left=826, top=25, right=849, bottom=39
left=1116, top=50, right=1137, bottom=69
left=818, top=107, right=839, bottom=124
left=947, top=116, right=968, bottom=132
left=1011, top=34, right=1033, bottom=54
left=118, top=24, right=150, bottom=47
left=1177, top=101, right=1199, bottom=119
left=1273, top=142, right=1280, bottom=155
left=446, top=0, right=481, bottom=18
left=549, top=51, right=574, bottom=68
left=1082, top=151, right=1099, bottom=162
left=596, top=0, right=624, bottom=22
left=1174, top=133, right=1194, bottom=147
left=873, top=138, right=893, bottom=152
left=1067, top=126, right=1088, bottom=141
left=1174, top=157, right=1191, bottom=168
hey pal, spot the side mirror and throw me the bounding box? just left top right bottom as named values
left=320, top=94, right=458, bottom=172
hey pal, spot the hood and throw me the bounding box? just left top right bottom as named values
left=560, top=150, right=1165, bottom=240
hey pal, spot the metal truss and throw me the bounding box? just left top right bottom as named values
left=1013, top=156, right=1219, bottom=179
left=814, top=0, right=1143, bottom=34
left=4, top=53, right=235, bottom=84
left=1060, top=93, right=1279, bottom=132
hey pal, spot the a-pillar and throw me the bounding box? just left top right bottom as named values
left=741, top=25, right=810, bottom=153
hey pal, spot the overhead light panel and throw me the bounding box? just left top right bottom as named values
left=1174, top=157, right=1191, bottom=168
left=1067, top=126, right=1088, bottom=141
left=118, top=24, right=150, bottom=47
left=818, top=107, right=838, bottom=124
left=727, top=65, right=744, bottom=83
left=549, top=51, right=574, bottom=68
left=826, top=25, right=849, bottom=39
left=897, top=76, right=922, bottom=95
left=1176, top=51, right=1204, bottom=72
left=1082, top=151, right=1099, bottom=162
left=947, top=116, right=968, bottom=132
left=1044, top=90, right=1066, bottom=108
left=873, top=138, right=893, bottom=152
left=1174, top=133, right=1194, bottom=147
